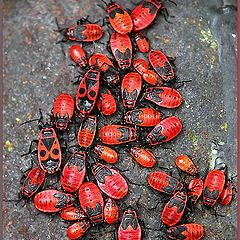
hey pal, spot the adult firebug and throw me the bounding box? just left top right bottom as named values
left=93, top=145, right=118, bottom=164
left=75, top=66, right=100, bottom=117
left=34, top=190, right=75, bottom=213
left=60, top=151, right=86, bottom=192
left=161, top=191, right=187, bottom=226
left=121, top=72, right=142, bottom=109
left=110, top=32, right=132, bottom=70
left=38, top=124, right=61, bottom=174
left=118, top=210, right=142, bottom=240
left=69, top=45, right=88, bottom=68
left=175, top=155, right=198, bottom=175
left=89, top=53, right=120, bottom=85
left=77, top=115, right=97, bottom=148
left=125, top=107, right=161, bottom=127
left=130, top=147, right=156, bottom=168
left=96, top=86, right=117, bottom=116
left=144, top=87, right=182, bottom=108
left=78, top=182, right=104, bottom=223
left=104, top=197, right=119, bottom=224
left=92, top=162, right=128, bottom=199
left=146, top=116, right=182, bottom=145
left=167, top=223, right=204, bottom=240
left=99, top=125, right=137, bottom=145
left=148, top=171, right=183, bottom=195
left=149, top=50, right=175, bottom=82
left=52, top=93, right=74, bottom=130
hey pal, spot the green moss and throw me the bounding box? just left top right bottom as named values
left=220, top=122, right=228, bottom=132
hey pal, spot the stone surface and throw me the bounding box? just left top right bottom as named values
left=3, top=0, right=236, bottom=239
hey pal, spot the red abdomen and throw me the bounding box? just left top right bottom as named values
left=125, top=107, right=161, bottom=127
left=130, top=147, right=156, bottom=168
left=92, top=163, right=128, bottom=200
left=175, top=155, right=197, bottom=175
left=61, top=151, right=86, bottom=192
left=131, top=1, right=161, bottom=32
left=69, top=45, right=87, bottom=68
left=21, top=167, right=46, bottom=198
left=167, top=223, right=204, bottom=240
left=188, top=178, right=203, bottom=204
left=94, top=145, right=118, bottom=164
left=104, top=198, right=119, bottom=224
left=121, top=72, right=142, bottom=109
left=118, top=210, right=142, bottom=240
left=78, top=182, right=104, bottom=223
left=34, top=190, right=75, bottom=213
left=60, top=206, right=87, bottom=221
left=77, top=116, right=97, bottom=148
left=144, top=87, right=182, bottom=108
left=162, top=191, right=187, bottom=226
left=110, top=32, right=132, bottom=70
left=218, top=180, right=233, bottom=205
left=149, top=50, right=175, bottom=81
left=148, top=171, right=183, bottom=195
left=99, top=125, right=137, bottom=145
left=66, top=220, right=92, bottom=239
left=203, top=169, right=225, bottom=207
left=146, top=116, right=182, bottom=145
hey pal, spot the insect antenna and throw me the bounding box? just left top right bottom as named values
left=55, top=17, right=66, bottom=58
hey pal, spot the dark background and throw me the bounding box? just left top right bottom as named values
left=3, top=0, right=237, bottom=239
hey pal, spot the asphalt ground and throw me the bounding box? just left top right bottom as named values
left=3, top=0, right=237, bottom=239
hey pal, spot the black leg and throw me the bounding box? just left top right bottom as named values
left=21, top=140, right=38, bottom=157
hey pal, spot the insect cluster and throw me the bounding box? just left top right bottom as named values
left=18, top=1, right=234, bottom=239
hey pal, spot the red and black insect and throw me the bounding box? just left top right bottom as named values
left=77, top=115, right=97, bottom=148
left=118, top=210, right=142, bottom=240
left=218, top=179, right=234, bottom=205
left=20, top=166, right=46, bottom=199
left=104, top=197, right=119, bottom=224
left=96, top=86, right=117, bottom=116
left=203, top=168, right=226, bottom=207
left=93, top=145, right=118, bottom=164
left=102, top=0, right=133, bottom=34
left=133, top=58, right=163, bottom=86
left=161, top=191, right=187, bottom=226
left=144, top=87, right=182, bottom=108
left=146, top=116, right=182, bottom=145
left=52, top=93, right=74, bottom=130
left=38, top=124, right=62, bottom=174
left=130, top=147, right=156, bottom=168
left=125, top=107, right=161, bottom=127
left=89, top=53, right=120, bottom=85
left=99, top=125, right=137, bottom=145
left=92, top=162, right=128, bottom=199
left=131, top=0, right=164, bottom=32
left=75, top=66, right=100, bottom=117
left=148, top=171, right=183, bottom=195
left=134, top=32, right=150, bottom=53
left=133, top=58, right=148, bottom=75
left=69, top=45, right=88, bottom=68
left=121, top=72, right=142, bottom=109
left=175, top=155, right=198, bottom=175
left=34, top=190, right=75, bottom=213
left=66, top=219, right=92, bottom=240
left=110, top=32, right=132, bottom=70
left=149, top=50, right=175, bottom=82
left=78, top=182, right=104, bottom=223
left=61, top=151, right=86, bottom=192
left=188, top=178, right=203, bottom=205
left=167, top=223, right=204, bottom=240
left=60, top=206, right=88, bottom=221
left=58, top=19, right=103, bottom=43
